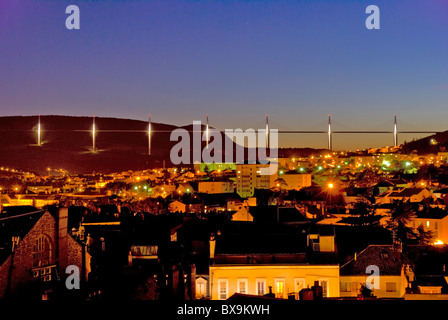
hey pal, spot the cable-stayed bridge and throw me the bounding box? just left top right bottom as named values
left=2, top=114, right=444, bottom=154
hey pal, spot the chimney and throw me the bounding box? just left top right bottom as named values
left=100, top=237, right=106, bottom=252
left=209, top=234, right=216, bottom=260
left=57, top=207, right=68, bottom=273
left=264, top=286, right=275, bottom=298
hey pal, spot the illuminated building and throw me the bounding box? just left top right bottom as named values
left=412, top=210, right=448, bottom=245
left=194, top=162, right=236, bottom=172
left=209, top=223, right=339, bottom=300
left=340, top=245, right=408, bottom=299
left=236, top=163, right=277, bottom=198
left=198, top=181, right=234, bottom=194
left=375, top=188, right=435, bottom=205
left=280, top=172, right=312, bottom=190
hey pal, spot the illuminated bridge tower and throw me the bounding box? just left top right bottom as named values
left=92, top=115, right=97, bottom=153
left=328, top=114, right=332, bottom=151
left=266, top=114, right=270, bottom=149
left=205, top=114, right=210, bottom=149
left=37, top=115, right=42, bottom=146
left=148, top=114, right=152, bottom=155
left=394, top=114, right=398, bottom=147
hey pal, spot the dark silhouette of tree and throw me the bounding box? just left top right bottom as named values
left=386, top=201, right=417, bottom=246
left=351, top=199, right=377, bottom=226
left=254, top=189, right=275, bottom=206
left=415, top=224, right=434, bottom=245
left=386, top=200, right=435, bottom=246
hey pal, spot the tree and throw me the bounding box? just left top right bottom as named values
left=351, top=199, right=376, bottom=226
left=415, top=224, right=434, bottom=245
left=386, top=201, right=417, bottom=246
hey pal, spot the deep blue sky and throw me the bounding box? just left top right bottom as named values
left=1, top=0, right=447, bottom=149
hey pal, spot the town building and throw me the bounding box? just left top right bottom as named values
left=411, top=207, right=448, bottom=245
left=0, top=207, right=90, bottom=299
left=198, top=181, right=234, bottom=194
left=375, top=188, right=435, bottom=205
left=339, top=245, right=409, bottom=299
left=209, top=223, right=339, bottom=300
left=236, top=163, right=277, bottom=198
left=279, top=172, right=312, bottom=190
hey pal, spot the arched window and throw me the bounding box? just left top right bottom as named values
left=33, top=235, right=52, bottom=267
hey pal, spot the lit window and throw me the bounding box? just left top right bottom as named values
left=275, top=279, right=285, bottom=298
left=237, top=279, right=248, bottom=294
left=218, top=279, right=228, bottom=300
left=33, top=235, right=52, bottom=267
left=340, top=282, right=351, bottom=292
left=386, top=282, right=396, bottom=292
left=319, top=279, right=329, bottom=297
left=196, top=281, right=206, bottom=298
left=295, top=279, right=305, bottom=298
left=256, top=279, right=266, bottom=296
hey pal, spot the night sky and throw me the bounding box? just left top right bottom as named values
left=1, top=0, right=447, bottom=150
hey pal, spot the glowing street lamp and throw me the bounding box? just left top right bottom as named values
left=326, top=182, right=336, bottom=206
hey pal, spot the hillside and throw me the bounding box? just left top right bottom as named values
left=0, top=116, right=167, bottom=174
left=401, top=131, right=448, bottom=155
left=0, top=116, right=332, bottom=175
left=0, top=116, right=206, bottom=174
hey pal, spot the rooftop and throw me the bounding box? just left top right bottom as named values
left=340, top=245, right=406, bottom=276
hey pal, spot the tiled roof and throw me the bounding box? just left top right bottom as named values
left=340, top=245, right=405, bottom=276
left=249, top=206, right=309, bottom=224
left=405, top=245, right=448, bottom=276
left=214, top=222, right=308, bottom=255
left=388, top=188, right=427, bottom=198
left=0, top=208, right=46, bottom=264
left=414, top=208, right=448, bottom=220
